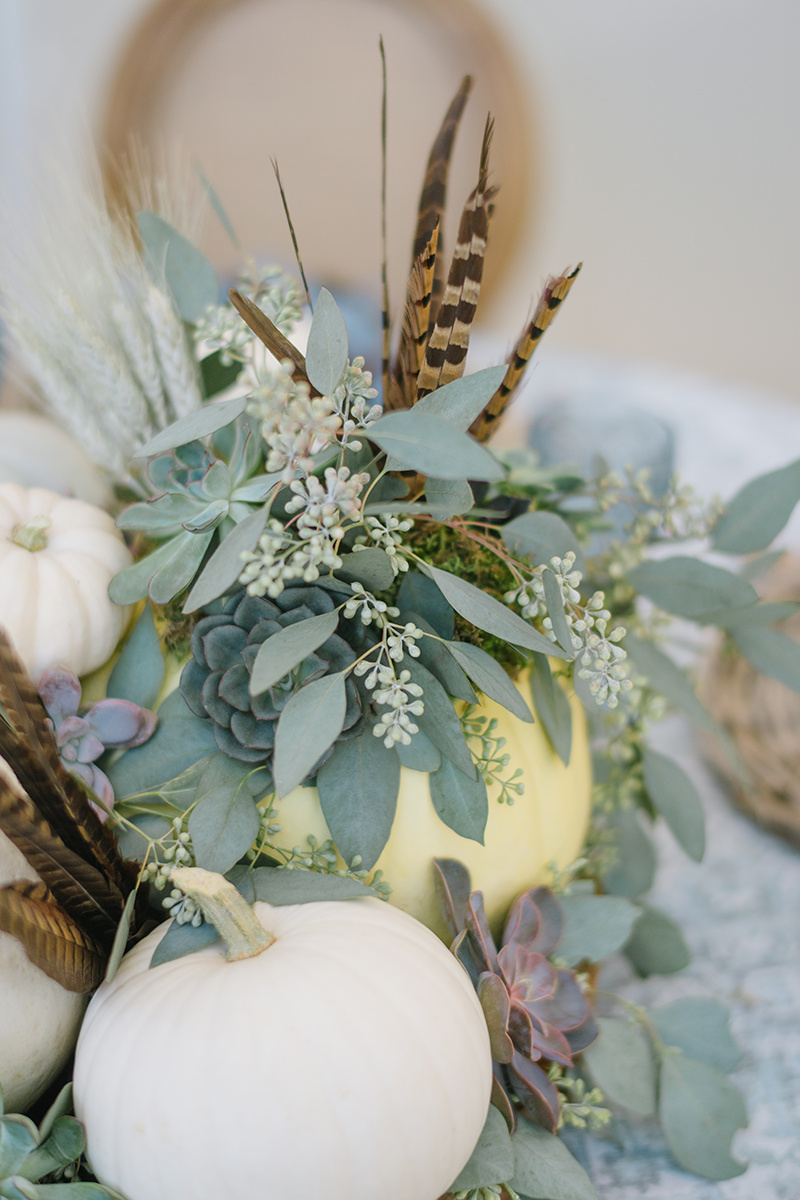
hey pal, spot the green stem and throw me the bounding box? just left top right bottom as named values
left=168, top=866, right=275, bottom=960
left=10, top=515, right=51, bottom=551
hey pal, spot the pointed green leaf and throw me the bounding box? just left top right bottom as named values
left=501, top=511, right=585, bottom=574
left=149, top=918, right=221, bottom=968
left=138, top=210, right=218, bottom=322
left=602, top=807, right=656, bottom=898
left=659, top=1054, right=748, bottom=1180
left=557, top=894, right=639, bottom=966
left=510, top=1121, right=599, bottom=1200
left=397, top=572, right=455, bottom=638
left=425, top=476, right=474, bottom=518
left=405, top=660, right=476, bottom=777
left=529, top=655, right=572, bottom=765
left=137, top=396, right=247, bottom=459
left=316, top=730, right=400, bottom=869
left=107, top=603, right=165, bottom=709
left=739, top=547, right=785, bottom=582
left=448, top=642, right=533, bottom=722
left=541, top=568, right=575, bottom=654
left=642, top=747, right=705, bottom=861
left=335, top=548, right=395, bottom=591
left=712, top=457, right=800, bottom=553
left=624, top=634, right=717, bottom=734
left=428, top=755, right=488, bottom=844
left=0, top=1120, right=38, bottom=1180
left=699, top=600, right=800, bottom=629
left=477, top=974, right=514, bottom=1063
left=104, top=888, right=137, bottom=984
left=184, top=504, right=270, bottom=612
left=732, top=626, right=800, bottom=693
left=248, top=866, right=376, bottom=904
left=425, top=565, right=569, bottom=658
left=450, top=1105, right=514, bottom=1191
left=250, top=610, right=340, bottom=696
left=394, top=729, right=441, bottom=772
left=368, top=411, right=505, bottom=481
left=305, top=287, right=348, bottom=394
left=627, top=556, right=757, bottom=619
left=273, top=672, right=347, bottom=796
left=652, top=998, right=742, bottom=1072
left=148, top=528, right=214, bottom=604
left=625, top=905, right=690, bottom=976
left=413, top=365, right=508, bottom=429
left=404, top=616, right=476, bottom=703
left=106, top=707, right=217, bottom=798
left=200, top=349, right=241, bottom=398
left=583, top=1016, right=658, bottom=1116
left=188, top=756, right=260, bottom=875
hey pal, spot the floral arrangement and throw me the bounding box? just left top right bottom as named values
left=1, top=72, right=800, bottom=1200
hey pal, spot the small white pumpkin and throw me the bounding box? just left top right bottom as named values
left=0, top=411, right=112, bottom=508
left=0, top=482, right=132, bottom=682
left=0, top=764, right=86, bottom=1113
left=74, top=871, right=492, bottom=1200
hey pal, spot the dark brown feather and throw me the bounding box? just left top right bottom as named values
left=469, top=265, right=582, bottom=443
left=227, top=289, right=319, bottom=395
left=0, top=880, right=105, bottom=993
left=390, top=222, right=439, bottom=409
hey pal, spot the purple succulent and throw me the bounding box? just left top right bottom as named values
left=38, top=665, right=157, bottom=819
left=434, top=858, right=598, bottom=1133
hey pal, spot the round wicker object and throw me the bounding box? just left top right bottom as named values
left=702, top=554, right=800, bottom=848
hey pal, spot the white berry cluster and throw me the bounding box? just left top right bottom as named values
left=285, top=465, right=370, bottom=537
left=329, top=357, right=383, bottom=450
left=246, top=360, right=342, bottom=481
left=355, top=514, right=414, bottom=576
left=239, top=518, right=343, bottom=598
left=194, top=262, right=302, bottom=365
left=141, top=818, right=203, bottom=925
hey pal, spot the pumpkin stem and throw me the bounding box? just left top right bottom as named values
left=10, top=515, right=51, bottom=552
left=168, top=867, right=275, bottom=961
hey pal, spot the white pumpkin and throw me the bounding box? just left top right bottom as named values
left=0, top=482, right=132, bottom=682
left=74, top=877, right=492, bottom=1200
left=0, top=764, right=86, bottom=1113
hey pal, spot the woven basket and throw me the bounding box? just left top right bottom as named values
left=701, top=554, right=800, bottom=848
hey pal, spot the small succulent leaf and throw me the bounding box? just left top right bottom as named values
left=429, top=755, right=488, bottom=844
left=394, top=729, right=441, bottom=772
left=732, top=626, right=800, bottom=693
left=106, top=707, right=217, bottom=799
left=403, top=616, right=476, bottom=703
left=651, top=998, right=743, bottom=1072
left=397, top=572, right=455, bottom=638
left=506, top=1053, right=560, bottom=1131
left=116, top=492, right=199, bottom=534
left=188, top=755, right=261, bottom=875
left=659, top=1054, right=748, bottom=1180
left=85, top=700, right=155, bottom=749
left=335, top=548, right=395, bottom=591
left=449, top=1104, right=514, bottom=1192
left=627, top=556, right=757, bottom=620
left=601, top=806, right=657, bottom=898
left=490, top=1074, right=516, bottom=1134
left=231, top=473, right=283, bottom=503
left=316, top=731, right=400, bottom=870
left=540, top=568, right=575, bottom=656
left=149, top=918, right=222, bottom=968
left=182, top=498, right=228, bottom=533
left=138, top=396, right=247, bottom=460
left=10, top=1182, right=122, bottom=1198
left=451, top=927, right=481, bottom=986
left=504, top=887, right=564, bottom=956
left=465, top=892, right=499, bottom=974
left=104, top=888, right=137, bottom=985
left=424, top=565, right=569, bottom=658
left=625, top=905, right=690, bottom=976
left=107, top=604, right=165, bottom=710
left=138, top=210, right=218, bottom=322
left=425, top=477, right=474, bottom=518
left=273, top=671, right=347, bottom=797
left=404, top=660, right=476, bottom=777
left=477, top=972, right=514, bottom=1063
left=582, top=1016, right=658, bottom=1116
left=37, top=667, right=80, bottom=724
left=501, top=510, right=586, bottom=574
left=249, top=610, right=340, bottom=696
left=38, top=1084, right=74, bottom=1142
left=510, top=1120, right=599, bottom=1200
left=529, top=654, right=572, bottom=766
left=304, top=287, right=348, bottom=394
left=148, top=529, right=215, bottom=605
left=557, top=894, right=639, bottom=966
left=109, top=537, right=182, bottom=605
left=183, top=504, right=270, bottom=612
left=507, top=1000, right=534, bottom=1057
left=199, top=349, right=241, bottom=398
left=712, top=457, right=800, bottom=553
left=413, top=365, right=508, bottom=429
left=432, top=857, right=472, bottom=937
left=368, top=410, right=505, bottom=481
left=248, top=866, right=375, bottom=904
left=37, top=1115, right=86, bottom=1167
left=0, top=1119, right=38, bottom=1179
left=642, top=747, right=706, bottom=861
left=449, top=641, right=533, bottom=722
left=200, top=458, right=233, bottom=499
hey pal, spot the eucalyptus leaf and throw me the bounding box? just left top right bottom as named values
left=739, top=547, right=785, bottom=581
left=335, top=548, right=395, bottom=591
left=403, top=615, right=476, bottom=703
left=698, top=600, right=800, bottom=629
left=425, top=477, right=474, bottom=518
left=137, top=396, right=247, bottom=459
left=448, top=641, right=533, bottom=722
left=625, top=905, right=690, bottom=976
left=651, top=998, right=742, bottom=1072
left=138, top=211, right=219, bottom=322
left=404, top=660, right=476, bottom=778
left=316, top=731, right=400, bottom=870
left=659, top=1054, right=748, bottom=1180
left=196, top=165, right=240, bottom=248
left=249, top=610, right=340, bottom=696
left=602, top=807, right=657, bottom=898
left=368, top=411, right=505, bottom=482
left=413, top=364, right=508, bottom=429
left=557, top=894, right=639, bottom=966
left=104, top=889, right=137, bottom=985
left=394, top=729, right=441, bottom=772
left=188, top=756, right=261, bottom=875
left=583, top=1016, right=658, bottom=1116
left=450, top=1106, right=514, bottom=1192
left=106, top=604, right=165, bottom=709
left=428, top=755, right=488, bottom=844
left=510, top=1121, right=599, bottom=1200
left=712, top=457, right=800, bottom=553
left=273, top=672, right=347, bottom=796
left=397, top=572, right=455, bottom=638
left=114, top=813, right=171, bottom=862
left=501, top=511, right=585, bottom=574
left=305, top=287, right=348, bottom=394
left=148, top=528, right=214, bottom=605
left=183, top=504, right=270, bottom=612
left=529, top=655, right=572, bottom=766
left=642, top=747, right=705, bottom=861
left=624, top=635, right=718, bottom=734
left=200, top=350, right=241, bottom=398
left=542, top=568, right=575, bottom=654
left=627, top=556, right=757, bottom=620
left=425, top=564, right=569, bottom=659
left=149, top=919, right=221, bottom=968
left=732, top=626, right=800, bottom=693
left=106, top=707, right=217, bottom=798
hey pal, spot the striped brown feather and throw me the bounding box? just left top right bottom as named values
left=469, top=265, right=582, bottom=443
left=227, top=289, right=319, bottom=396
left=390, top=222, right=439, bottom=409
left=413, top=75, right=472, bottom=332
left=0, top=880, right=105, bottom=993
left=0, top=781, right=122, bottom=943
left=417, top=117, right=497, bottom=399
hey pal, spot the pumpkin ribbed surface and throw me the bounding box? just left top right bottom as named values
left=74, top=898, right=492, bottom=1200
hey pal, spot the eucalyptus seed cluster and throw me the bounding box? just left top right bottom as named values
left=194, top=262, right=303, bottom=365
left=141, top=816, right=203, bottom=925
left=354, top=514, right=414, bottom=576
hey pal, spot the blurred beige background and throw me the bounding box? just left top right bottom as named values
left=1, top=0, right=799, bottom=400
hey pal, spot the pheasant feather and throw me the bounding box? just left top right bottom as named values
left=227, top=288, right=319, bottom=395
left=389, top=222, right=439, bottom=409
left=0, top=879, right=105, bottom=993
